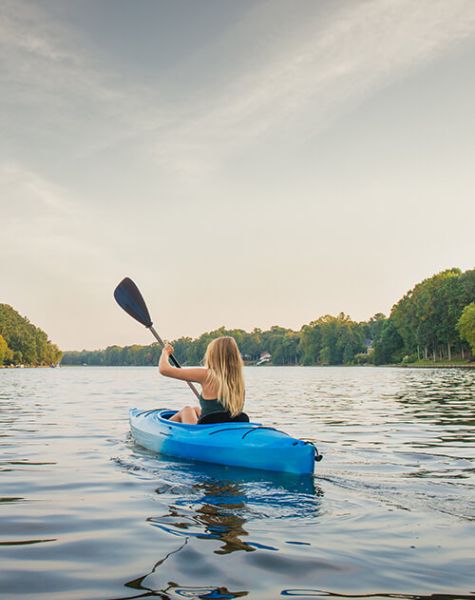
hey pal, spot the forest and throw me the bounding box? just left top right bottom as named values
left=61, top=268, right=475, bottom=367
left=0, top=304, right=62, bottom=367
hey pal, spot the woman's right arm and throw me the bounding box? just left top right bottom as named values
left=159, top=344, right=207, bottom=384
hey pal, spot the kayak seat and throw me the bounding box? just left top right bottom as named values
left=198, top=411, right=250, bottom=425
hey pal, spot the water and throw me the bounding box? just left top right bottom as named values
left=1, top=366, right=474, bottom=599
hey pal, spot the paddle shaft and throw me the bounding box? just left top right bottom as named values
left=149, top=325, right=200, bottom=400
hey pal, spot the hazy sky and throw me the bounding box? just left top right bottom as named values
left=1, top=0, right=475, bottom=350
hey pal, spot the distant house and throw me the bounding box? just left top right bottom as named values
left=256, top=351, right=271, bottom=366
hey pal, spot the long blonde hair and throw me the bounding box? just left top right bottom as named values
left=204, top=336, right=245, bottom=417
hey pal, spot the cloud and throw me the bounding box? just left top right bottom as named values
left=0, top=162, right=100, bottom=262
left=0, top=0, right=73, bottom=62
left=1, top=0, right=475, bottom=183
left=150, top=0, right=475, bottom=178
left=0, top=162, right=87, bottom=267
left=0, top=160, right=154, bottom=286
left=2, top=1, right=474, bottom=349
left=0, top=162, right=73, bottom=213
left=0, top=0, right=154, bottom=161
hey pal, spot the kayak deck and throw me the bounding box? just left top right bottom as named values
left=129, top=408, right=320, bottom=475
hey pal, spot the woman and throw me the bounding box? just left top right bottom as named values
left=158, top=336, right=246, bottom=424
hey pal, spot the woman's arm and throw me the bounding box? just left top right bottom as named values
left=158, top=343, right=208, bottom=384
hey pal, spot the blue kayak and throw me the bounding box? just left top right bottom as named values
left=129, top=408, right=321, bottom=475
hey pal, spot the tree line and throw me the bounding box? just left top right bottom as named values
left=61, top=267, right=475, bottom=367
left=0, top=304, right=62, bottom=366
left=373, top=268, right=475, bottom=364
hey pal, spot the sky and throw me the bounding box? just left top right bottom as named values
left=1, top=0, right=475, bottom=351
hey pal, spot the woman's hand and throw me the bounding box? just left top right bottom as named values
left=162, top=343, right=174, bottom=357
left=158, top=343, right=174, bottom=374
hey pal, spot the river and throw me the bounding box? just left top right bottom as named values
left=1, top=366, right=474, bottom=599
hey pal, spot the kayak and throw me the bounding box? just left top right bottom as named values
left=129, top=408, right=321, bottom=475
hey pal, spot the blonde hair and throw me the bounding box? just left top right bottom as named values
left=204, top=337, right=245, bottom=417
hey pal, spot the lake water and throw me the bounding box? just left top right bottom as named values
left=1, top=366, right=474, bottom=599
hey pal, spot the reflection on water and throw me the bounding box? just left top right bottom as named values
left=120, top=455, right=322, bottom=556
left=151, top=472, right=320, bottom=554
left=280, top=592, right=475, bottom=599
left=1, top=366, right=474, bottom=599
left=150, top=486, right=255, bottom=554
left=114, top=455, right=324, bottom=597
left=123, top=539, right=250, bottom=599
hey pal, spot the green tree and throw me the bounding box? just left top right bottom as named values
left=270, top=331, right=301, bottom=365
left=0, top=304, right=61, bottom=365
left=460, top=269, right=475, bottom=300
left=0, top=334, right=13, bottom=364
left=457, top=303, right=475, bottom=356
left=299, top=322, right=322, bottom=365
left=299, top=313, right=364, bottom=365
left=373, top=319, right=404, bottom=364
left=391, top=268, right=469, bottom=361
left=365, top=313, right=387, bottom=343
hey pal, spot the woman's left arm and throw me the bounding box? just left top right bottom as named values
left=159, top=344, right=207, bottom=384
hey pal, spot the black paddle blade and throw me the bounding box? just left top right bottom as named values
left=114, top=277, right=153, bottom=328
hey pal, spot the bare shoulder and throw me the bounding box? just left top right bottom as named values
left=201, top=369, right=219, bottom=398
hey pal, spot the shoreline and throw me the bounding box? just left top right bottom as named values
left=396, top=363, right=475, bottom=369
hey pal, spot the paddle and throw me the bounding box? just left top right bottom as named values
left=113, top=277, right=200, bottom=399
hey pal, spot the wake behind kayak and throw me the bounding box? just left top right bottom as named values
left=129, top=408, right=321, bottom=475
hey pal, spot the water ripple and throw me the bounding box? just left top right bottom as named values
left=1, top=366, right=474, bottom=599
